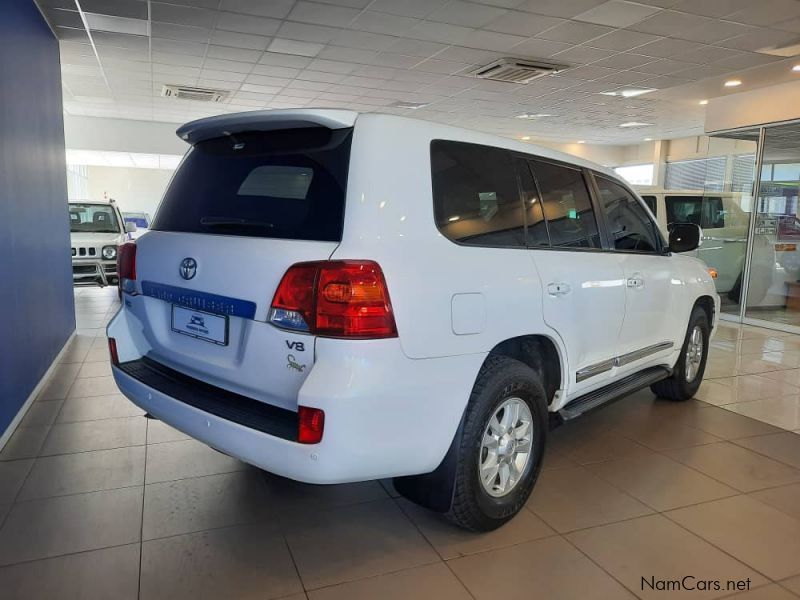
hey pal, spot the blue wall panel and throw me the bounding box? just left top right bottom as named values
left=0, top=1, right=75, bottom=435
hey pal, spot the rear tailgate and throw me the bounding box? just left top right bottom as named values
left=126, top=112, right=355, bottom=411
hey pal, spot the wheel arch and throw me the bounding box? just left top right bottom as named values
left=694, top=294, right=716, bottom=328
left=484, top=334, right=564, bottom=407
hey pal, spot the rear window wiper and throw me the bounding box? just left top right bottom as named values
left=200, top=217, right=274, bottom=229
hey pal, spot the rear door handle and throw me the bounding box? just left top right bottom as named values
left=547, top=282, right=572, bottom=297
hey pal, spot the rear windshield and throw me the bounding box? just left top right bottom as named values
left=152, top=127, right=353, bottom=241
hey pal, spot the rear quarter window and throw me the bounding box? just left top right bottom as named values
left=152, top=127, right=352, bottom=241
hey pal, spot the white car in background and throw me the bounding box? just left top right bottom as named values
left=637, top=188, right=795, bottom=306
left=69, top=200, right=136, bottom=286
left=108, top=110, right=718, bottom=531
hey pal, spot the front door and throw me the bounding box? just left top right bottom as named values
left=594, top=175, right=678, bottom=374
left=519, top=158, right=626, bottom=395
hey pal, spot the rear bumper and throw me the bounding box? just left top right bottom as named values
left=108, top=307, right=485, bottom=484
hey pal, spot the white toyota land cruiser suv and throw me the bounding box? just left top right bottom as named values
left=108, top=110, right=719, bottom=531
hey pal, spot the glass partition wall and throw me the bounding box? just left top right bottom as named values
left=698, top=121, right=800, bottom=332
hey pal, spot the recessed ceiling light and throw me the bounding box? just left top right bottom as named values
left=600, top=88, right=656, bottom=98
left=577, top=140, right=585, bottom=144
left=793, top=64, right=800, bottom=72
left=619, top=122, right=652, bottom=128
left=699, top=99, right=708, bottom=105
left=516, top=113, right=554, bottom=119
left=521, top=136, right=531, bottom=140
left=724, top=79, right=742, bottom=87
left=644, top=137, right=652, bottom=141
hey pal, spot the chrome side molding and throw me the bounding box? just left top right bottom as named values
left=576, top=341, right=675, bottom=383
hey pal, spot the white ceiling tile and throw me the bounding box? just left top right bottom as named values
left=671, top=44, right=740, bottom=64
left=151, top=22, right=210, bottom=42
left=151, top=38, right=207, bottom=56
left=669, top=0, right=751, bottom=17
left=216, top=12, right=281, bottom=35
left=773, top=16, right=800, bottom=34
left=287, top=1, right=362, bottom=27
left=81, top=0, right=148, bottom=19
left=586, top=29, right=662, bottom=51
left=630, top=10, right=710, bottom=36
left=459, top=29, right=527, bottom=51
left=306, top=58, right=357, bottom=73
left=240, top=83, right=285, bottom=94
left=509, top=37, right=572, bottom=57
left=200, top=69, right=248, bottom=82
left=536, top=21, right=614, bottom=44
left=590, top=52, right=654, bottom=69
left=433, top=46, right=502, bottom=64
left=314, top=0, right=373, bottom=7
left=724, top=0, right=800, bottom=27
left=219, top=0, right=295, bottom=18
left=202, top=58, right=256, bottom=73
left=316, top=45, right=377, bottom=63
left=348, top=11, right=420, bottom=35
left=245, top=74, right=292, bottom=87
left=366, top=0, right=449, bottom=19
left=516, top=0, right=608, bottom=18
left=427, top=1, right=508, bottom=28
left=206, top=45, right=263, bottom=62
left=296, top=69, right=348, bottom=82
left=383, top=38, right=448, bottom=58
left=152, top=51, right=206, bottom=67
left=717, top=28, right=800, bottom=52
left=251, top=64, right=302, bottom=78
left=483, top=11, right=564, bottom=36
left=209, top=30, right=271, bottom=50
left=151, top=3, right=216, bottom=28
left=92, top=31, right=149, bottom=50
left=85, top=13, right=150, bottom=36
left=276, top=21, right=342, bottom=43
left=412, top=58, right=472, bottom=74
left=551, top=45, right=617, bottom=64
left=267, top=38, right=325, bottom=56
left=259, top=52, right=313, bottom=68
left=635, top=37, right=703, bottom=57
left=331, top=29, right=397, bottom=51
left=406, top=21, right=473, bottom=45
left=574, top=1, right=660, bottom=27
left=364, top=53, right=421, bottom=68
left=712, top=52, right=785, bottom=70
left=631, top=57, right=694, bottom=75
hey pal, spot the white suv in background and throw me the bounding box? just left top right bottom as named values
left=108, top=110, right=719, bottom=531
left=69, top=200, right=136, bottom=287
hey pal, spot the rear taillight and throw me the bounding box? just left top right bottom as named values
left=298, top=406, right=324, bottom=444
left=108, top=338, right=119, bottom=366
left=270, top=260, right=397, bottom=339
left=117, top=242, right=136, bottom=295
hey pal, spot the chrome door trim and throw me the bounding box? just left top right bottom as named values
left=615, top=341, right=674, bottom=368
left=576, top=341, right=675, bottom=382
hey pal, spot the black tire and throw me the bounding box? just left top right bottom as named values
left=650, top=306, right=710, bottom=401
left=445, top=355, right=548, bottom=531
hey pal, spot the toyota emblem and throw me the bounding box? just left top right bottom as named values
left=180, top=257, right=197, bottom=280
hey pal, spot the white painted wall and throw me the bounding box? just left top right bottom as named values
left=86, top=166, right=173, bottom=217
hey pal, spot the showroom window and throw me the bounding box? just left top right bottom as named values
left=664, top=157, right=726, bottom=191
left=595, top=176, right=660, bottom=253
left=530, top=159, right=601, bottom=249
left=152, top=127, right=352, bottom=242
left=614, top=163, right=654, bottom=186
left=431, top=140, right=526, bottom=247
left=665, top=196, right=725, bottom=229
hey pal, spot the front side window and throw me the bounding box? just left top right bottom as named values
left=431, top=141, right=525, bottom=247
left=69, top=204, right=121, bottom=234
left=665, top=196, right=725, bottom=229
left=596, top=176, right=660, bottom=253
left=530, top=159, right=601, bottom=249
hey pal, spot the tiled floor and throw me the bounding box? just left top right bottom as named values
left=1, top=287, right=800, bottom=599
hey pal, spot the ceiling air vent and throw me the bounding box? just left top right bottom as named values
left=469, top=58, right=564, bottom=84
left=161, top=84, right=228, bottom=103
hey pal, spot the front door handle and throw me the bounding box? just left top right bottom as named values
left=547, top=282, right=572, bottom=297
left=626, top=273, right=645, bottom=289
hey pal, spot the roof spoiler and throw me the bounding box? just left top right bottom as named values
left=175, top=109, right=358, bottom=145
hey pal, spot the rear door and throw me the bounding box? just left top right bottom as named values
left=130, top=125, right=353, bottom=410
left=520, top=158, right=626, bottom=395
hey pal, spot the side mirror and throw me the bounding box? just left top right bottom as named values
left=125, top=222, right=138, bottom=233
left=668, top=223, right=701, bottom=253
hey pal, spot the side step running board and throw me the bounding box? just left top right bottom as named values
left=558, top=366, right=671, bottom=421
